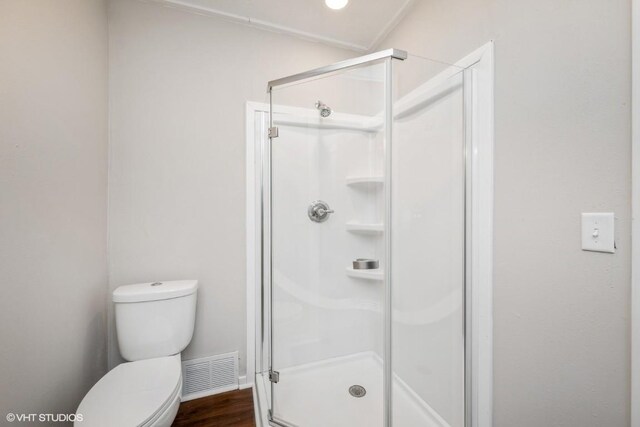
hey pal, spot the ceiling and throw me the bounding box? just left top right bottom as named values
left=156, top=0, right=415, bottom=52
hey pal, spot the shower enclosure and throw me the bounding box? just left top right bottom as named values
left=254, top=49, right=470, bottom=427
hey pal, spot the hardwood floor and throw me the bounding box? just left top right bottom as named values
left=172, top=388, right=256, bottom=427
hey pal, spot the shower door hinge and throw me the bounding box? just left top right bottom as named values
left=268, top=127, right=279, bottom=138
left=268, top=369, right=280, bottom=383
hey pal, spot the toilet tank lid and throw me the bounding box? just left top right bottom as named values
left=113, top=279, right=198, bottom=303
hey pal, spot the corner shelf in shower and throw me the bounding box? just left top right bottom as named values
left=346, top=267, right=384, bottom=281
left=346, top=221, right=384, bottom=234
left=345, top=176, right=384, bottom=187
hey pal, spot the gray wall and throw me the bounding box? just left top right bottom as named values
left=107, top=0, right=352, bottom=372
left=380, top=0, right=631, bottom=425
left=0, top=0, right=109, bottom=417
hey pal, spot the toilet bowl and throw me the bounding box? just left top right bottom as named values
left=76, top=280, right=197, bottom=426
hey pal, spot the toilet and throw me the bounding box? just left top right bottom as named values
left=75, top=280, right=198, bottom=427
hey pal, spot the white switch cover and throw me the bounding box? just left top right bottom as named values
left=581, top=213, right=615, bottom=253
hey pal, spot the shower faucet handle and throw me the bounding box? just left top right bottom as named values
left=308, top=200, right=334, bottom=223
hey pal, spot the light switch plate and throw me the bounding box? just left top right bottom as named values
left=581, top=212, right=615, bottom=253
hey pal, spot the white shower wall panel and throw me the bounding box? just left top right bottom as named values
left=391, top=73, right=465, bottom=427
left=272, top=123, right=384, bottom=370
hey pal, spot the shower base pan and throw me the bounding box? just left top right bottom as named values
left=255, top=352, right=449, bottom=427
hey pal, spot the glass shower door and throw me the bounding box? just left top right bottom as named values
left=267, top=60, right=388, bottom=427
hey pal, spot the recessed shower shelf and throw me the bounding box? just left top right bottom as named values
left=345, top=176, right=384, bottom=187
left=346, top=222, right=384, bottom=234
left=346, top=267, right=384, bottom=281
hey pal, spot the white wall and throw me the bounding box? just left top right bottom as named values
left=107, top=0, right=353, bottom=373
left=0, top=0, right=109, bottom=417
left=380, top=0, right=631, bottom=425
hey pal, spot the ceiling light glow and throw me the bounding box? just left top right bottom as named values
left=325, top=0, right=349, bottom=10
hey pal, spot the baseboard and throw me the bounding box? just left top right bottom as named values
left=239, top=375, right=254, bottom=390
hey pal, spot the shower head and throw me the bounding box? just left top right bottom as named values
left=315, top=100, right=332, bottom=118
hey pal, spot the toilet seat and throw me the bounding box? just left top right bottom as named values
left=76, top=354, right=182, bottom=427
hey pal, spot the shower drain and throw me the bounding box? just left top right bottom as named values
left=349, top=385, right=367, bottom=398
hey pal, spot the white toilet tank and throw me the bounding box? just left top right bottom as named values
left=113, top=280, right=198, bottom=362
